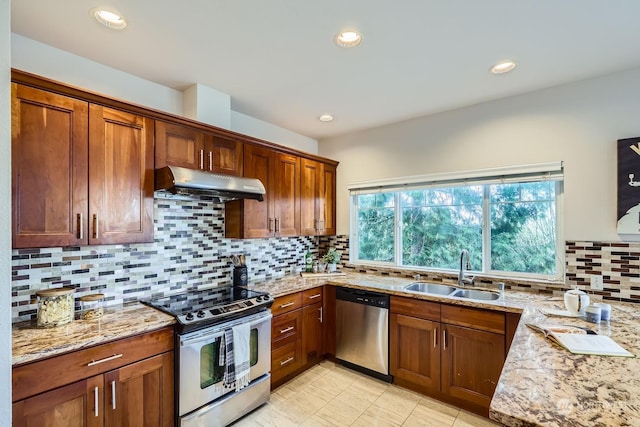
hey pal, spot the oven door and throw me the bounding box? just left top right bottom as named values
left=177, top=310, right=272, bottom=417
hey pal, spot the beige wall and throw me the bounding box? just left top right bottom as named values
left=1, top=0, right=12, bottom=415
left=319, top=67, right=640, bottom=242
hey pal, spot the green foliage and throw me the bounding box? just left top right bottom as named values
left=355, top=181, right=557, bottom=276
left=322, top=248, right=342, bottom=264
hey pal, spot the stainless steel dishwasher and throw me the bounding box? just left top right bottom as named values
left=335, top=287, right=392, bottom=382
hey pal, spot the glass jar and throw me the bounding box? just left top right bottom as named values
left=80, top=293, right=105, bottom=320
left=36, top=287, right=75, bottom=328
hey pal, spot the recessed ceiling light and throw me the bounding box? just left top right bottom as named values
left=319, top=114, right=334, bottom=122
left=490, top=60, right=517, bottom=74
left=335, top=30, right=362, bottom=48
left=90, top=7, right=127, bottom=30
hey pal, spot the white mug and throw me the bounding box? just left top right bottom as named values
left=564, top=289, right=590, bottom=314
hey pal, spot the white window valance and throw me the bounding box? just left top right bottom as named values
left=348, top=161, right=563, bottom=195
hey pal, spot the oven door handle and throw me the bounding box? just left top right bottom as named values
left=179, top=312, right=272, bottom=347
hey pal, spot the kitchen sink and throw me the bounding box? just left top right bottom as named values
left=451, top=289, right=501, bottom=301
left=404, top=282, right=458, bottom=295
left=403, top=282, right=501, bottom=301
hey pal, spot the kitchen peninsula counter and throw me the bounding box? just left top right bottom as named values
left=12, top=303, right=175, bottom=366
left=252, top=271, right=640, bottom=426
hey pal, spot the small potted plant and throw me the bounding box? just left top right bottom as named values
left=322, top=248, right=342, bottom=273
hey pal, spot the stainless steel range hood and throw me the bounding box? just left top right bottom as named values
left=155, top=165, right=265, bottom=201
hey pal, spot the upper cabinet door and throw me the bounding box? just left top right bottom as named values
left=238, top=144, right=274, bottom=238
left=88, top=105, right=154, bottom=245
left=11, top=83, right=89, bottom=249
left=300, top=158, right=336, bottom=236
left=300, top=158, right=321, bottom=235
left=273, top=153, right=300, bottom=237
left=208, top=135, right=243, bottom=176
left=155, top=121, right=205, bottom=170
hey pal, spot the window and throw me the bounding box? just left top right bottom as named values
left=350, top=163, right=563, bottom=280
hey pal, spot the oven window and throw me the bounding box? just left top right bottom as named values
left=200, top=327, right=260, bottom=389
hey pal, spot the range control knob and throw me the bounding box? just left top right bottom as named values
left=185, top=312, right=194, bottom=321
left=196, top=310, right=206, bottom=318
left=263, top=294, right=271, bottom=300
left=255, top=296, right=263, bottom=302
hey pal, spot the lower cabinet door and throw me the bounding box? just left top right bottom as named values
left=389, top=312, right=440, bottom=394
left=104, top=352, right=174, bottom=427
left=441, top=324, right=505, bottom=408
left=12, top=375, right=103, bottom=427
left=302, top=301, right=324, bottom=365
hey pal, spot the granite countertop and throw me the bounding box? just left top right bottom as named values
left=12, top=303, right=175, bottom=366
left=251, top=271, right=640, bottom=427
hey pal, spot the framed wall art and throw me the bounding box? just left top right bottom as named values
left=617, top=137, right=640, bottom=234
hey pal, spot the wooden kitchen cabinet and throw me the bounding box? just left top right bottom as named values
left=226, top=144, right=300, bottom=238
left=390, top=296, right=507, bottom=416
left=12, top=327, right=174, bottom=427
left=13, top=375, right=103, bottom=427
left=300, top=158, right=336, bottom=236
left=270, top=287, right=325, bottom=388
left=155, top=120, right=205, bottom=170
left=440, top=324, right=505, bottom=408
left=301, top=287, right=324, bottom=365
left=390, top=311, right=440, bottom=394
left=11, top=83, right=154, bottom=248
left=88, top=105, right=154, bottom=245
left=11, top=83, right=89, bottom=248
left=155, top=121, right=243, bottom=176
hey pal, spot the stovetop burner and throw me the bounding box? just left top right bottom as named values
left=141, top=285, right=272, bottom=333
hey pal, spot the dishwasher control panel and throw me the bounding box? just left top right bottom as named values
left=336, top=287, right=389, bottom=308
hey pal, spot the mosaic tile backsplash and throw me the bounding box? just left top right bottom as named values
left=12, top=195, right=321, bottom=322
left=12, top=195, right=640, bottom=323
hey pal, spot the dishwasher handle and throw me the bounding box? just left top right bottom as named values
left=335, top=287, right=389, bottom=309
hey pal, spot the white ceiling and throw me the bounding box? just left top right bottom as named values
left=10, top=1, right=640, bottom=140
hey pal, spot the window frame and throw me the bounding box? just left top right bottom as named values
left=349, top=163, right=565, bottom=281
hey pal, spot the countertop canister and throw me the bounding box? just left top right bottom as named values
left=35, top=287, right=75, bottom=328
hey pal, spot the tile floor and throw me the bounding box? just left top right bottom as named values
left=232, top=361, right=501, bottom=426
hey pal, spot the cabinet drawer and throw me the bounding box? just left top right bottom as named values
left=271, top=292, right=302, bottom=316
left=271, top=309, right=302, bottom=349
left=390, top=296, right=441, bottom=321
left=271, top=340, right=302, bottom=381
left=13, top=327, right=174, bottom=402
left=302, top=287, right=323, bottom=305
left=441, top=304, right=505, bottom=335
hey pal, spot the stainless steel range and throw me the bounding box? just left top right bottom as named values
left=142, top=286, right=273, bottom=426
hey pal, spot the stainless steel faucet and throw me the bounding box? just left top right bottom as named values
left=458, top=249, right=475, bottom=287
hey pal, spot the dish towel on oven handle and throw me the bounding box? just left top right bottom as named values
left=220, top=323, right=251, bottom=392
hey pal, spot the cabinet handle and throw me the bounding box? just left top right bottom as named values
left=199, top=149, right=204, bottom=169
left=434, top=327, right=438, bottom=349
left=443, top=329, right=447, bottom=350
left=319, top=306, right=323, bottom=323
left=94, top=386, right=99, bottom=417
left=92, top=214, right=98, bottom=239
left=275, top=218, right=280, bottom=233
left=279, top=302, right=294, bottom=309
left=87, top=353, right=123, bottom=367
left=314, top=219, right=319, bottom=232
left=320, top=220, right=324, bottom=231
left=269, top=218, right=274, bottom=232
left=111, top=380, right=116, bottom=410
left=77, top=213, right=83, bottom=239
left=280, top=356, right=294, bottom=366
left=279, top=326, right=294, bottom=334
left=208, top=151, right=213, bottom=171
left=308, top=293, right=321, bottom=300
